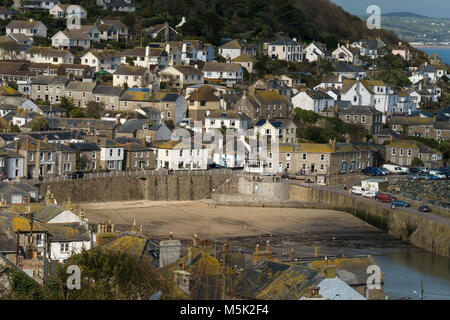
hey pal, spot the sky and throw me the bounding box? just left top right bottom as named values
left=330, top=0, right=450, bottom=19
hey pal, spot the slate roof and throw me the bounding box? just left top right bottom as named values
left=101, top=19, right=128, bottom=30
left=27, top=46, right=72, bottom=57
left=187, top=85, right=219, bottom=101
left=219, top=39, right=249, bottom=49
left=255, top=119, right=294, bottom=128
left=69, top=142, right=100, bottom=152
left=203, top=62, right=241, bottom=73
left=117, top=119, right=152, bottom=134
left=304, top=277, right=366, bottom=300
left=235, top=259, right=322, bottom=300
left=113, top=65, right=148, bottom=76
left=7, top=20, right=43, bottom=29
left=33, top=205, right=65, bottom=223
left=66, top=81, right=97, bottom=92
left=92, top=85, right=124, bottom=96
left=172, top=65, right=203, bottom=76
left=206, top=110, right=250, bottom=120
left=31, top=75, right=69, bottom=86
left=269, top=38, right=300, bottom=46
left=335, top=64, right=366, bottom=74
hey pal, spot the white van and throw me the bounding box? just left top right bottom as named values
left=351, top=186, right=369, bottom=195
left=382, top=164, right=409, bottom=174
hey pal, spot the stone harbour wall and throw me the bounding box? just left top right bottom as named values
left=289, top=184, right=450, bottom=258
left=387, top=179, right=449, bottom=209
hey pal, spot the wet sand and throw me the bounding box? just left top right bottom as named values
left=80, top=200, right=416, bottom=258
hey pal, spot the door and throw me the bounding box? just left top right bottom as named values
left=278, top=162, right=282, bottom=173
left=311, top=163, right=315, bottom=173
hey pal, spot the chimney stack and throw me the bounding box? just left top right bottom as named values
left=266, top=240, right=270, bottom=252
left=222, top=243, right=229, bottom=253
left=290, top=248, right=295, bottom=262
left=15, top=140, right=18, bottom=153
left=169, top=232, right=173, bottom=240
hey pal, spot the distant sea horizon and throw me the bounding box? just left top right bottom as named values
left=419, top=47, right=450, bottom=64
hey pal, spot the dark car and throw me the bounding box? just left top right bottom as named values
left=418, top=205, right=431, bottom=212
left=68, top=171, right=85, bottom=179
left=391, top=200, right=410, bottom=207
left=361, top=167, right=383, bottom=176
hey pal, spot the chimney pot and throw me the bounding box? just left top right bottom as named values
left=266, top=240, right=270, bottom=252
left=169, top=232, right=173, bottom=240
left=255, top=244, right=260, bottom=252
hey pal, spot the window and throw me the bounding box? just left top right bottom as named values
left=40, top=153, right=44, bottom=161
left=134, top=152, right=137, bottom=158
left=60, top=243, right=69, bottom=252
left=392, top=148, right=396, bottom=155
left=361, top=115, right=366, bottom=123
left=118, top=149, right=121, bottom=156
left=346, top=115, right=350, bottom=122
left=110, top=149, right=113, bottom=157
left=47, top=152, right=52, bottom=160
left=320, top=154, right=324, bottom=161
left=399, top=149, right=403, bottom=156
left=286, top=153, right=291, bottom=160
left=92, top=152, right=96, bottom=159
left=65, top=153, right=69, bottom=161
left=303, top=153, right=306, bottom=160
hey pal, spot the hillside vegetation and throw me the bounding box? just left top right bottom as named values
left=62, top=0, right=406, bottom=49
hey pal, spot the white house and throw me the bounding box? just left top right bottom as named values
left=26, top=46, right=75, bottom=65
left=218, top=39, right=256, bottom=61
left=50, top=4, right=87, bottom=19
left=34, top=204, right=80, bottom=224
left=6, top=20, right=47, bottom=38
left=203, top=62, right=243, bottom=83
left=303, top=42, right=328, bottom=62
left=155, top=139, right=209, bottom=170
left=12, top=111, right=37, bottom=127
left=291, top=90, right=334, bottom=113
left=113, top=65, right=154, bottom=88
left=98, top=0, right=136, bottom=12
left=81, top=50, right=121, bottom=72
left=99, top=140, right=124, bottom=171
left=267, top=38, right=303, bottom=62
left=51, top=29, right=91, bottom=49
left=121, top=46, right=169, bottom=70
left=332, top=44, right=360, bottom=65
left=204, top=110, right=252, bottom=134
left=15, top=0, right=60, bottom=10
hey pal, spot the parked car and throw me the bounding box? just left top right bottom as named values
left=375, top=193, right=396, bottom=203
left=362, top=190, right=377, bottom=198
left=428, top=170, right=446, bottom=179
left=418, top=205, right=431, bottom=212
left=361, top=167, right=383, bottom=176
left=391, top=200, right=410, bottom=207
left=378, top=168, right=390, bottom=175
left=352, top=186, right=369, bottom=195
left=68, top=171, right=85, bottom=179
left=407, top=173, right=424, bottom=180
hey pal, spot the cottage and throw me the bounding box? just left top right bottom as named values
left=303, top=42, right=328, bottom=62
left=186, top=85, right=220, bottom=121
left=26, top=47, right=75, bottom=65
left=254, top=119, right=297, bottom=144
left=159, top=65, right=204, bottom=88
left=218, top=39, right=257, bottom=61
left=100, top=19, right=129, bottom=38
left=92, top=86, right=124, bottom=110
left=332, top=44, right=360, bottom=65
left=65, top=81, right=98, bottom=107
left=49, top=4, right=87, bottom=20
left=291, top=89, right=334, bottom=114
left=6, top=20, right=47, bottom=38
left=51, top=30, right=91, bottom=49
left=81, top=50, right=121, bottom=72
left=203, top=62, right=243, bottom=83
left=113, top=65, right=154, bottom=88
left=205, top=110, right=251, bottom=134
left=121, top=46, right=169, bottom=70
left=98, top=0, right=136, bottom=12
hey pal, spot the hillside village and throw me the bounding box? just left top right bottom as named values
left=0, top=0, right=449, bottom=301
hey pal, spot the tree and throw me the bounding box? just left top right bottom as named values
left=9, top=124, right=21, bottom=133
left=85, top=101, right=106, bottom=119
left=411, top=157, right=424, bottom=167
left=58, top=96, right=76, bottom=113
left=126, top=56, right=135, bottom=66
left=69, top=107, right=85, bottom=118
left=75, top=148, right=87, bottom=171
left=31, top=117, right=49, bottom=132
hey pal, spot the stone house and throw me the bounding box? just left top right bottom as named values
left=121, top=46, right=169, bottom=70
left=69, top=142, right=100, bottom=171
left=30, top=76, right=70, bottom=104
left=92, top=86, right=124, bottom=110
left=116, top=119, right=172, bottom=142
left=385, top=140, right=442, bottom=167
left=267, top=141, right=377, bottom=175
left=231, top=55, right=254, bottom=73
left=100, top=19, right=129, bottom=38
left=320, top=106, right=383, bottom=135
left=234, top=89, right=293, bottom=122
left=186, top=85, right=220, bottom=121
left=122, top=142, right=155, bottom=170
left=66, top=81, right=98, bottom=107
left=2, top=136, right=58, bottom=179
left=332, top=44, right=360, bottom=65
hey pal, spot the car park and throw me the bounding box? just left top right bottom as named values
left=391, top=200, right=410, bottom=207
left=382, top=164, right=409, bottom=174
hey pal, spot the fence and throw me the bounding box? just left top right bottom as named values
left=27, top=169, right=244, bottom=184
